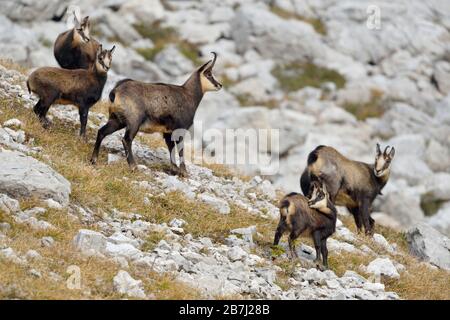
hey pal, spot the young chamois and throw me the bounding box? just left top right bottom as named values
left=300, top=144, right=395, bottom=235
left=90, top=52, right=222, bottom=175
left=54, top=14, right=100, bottom=69
left=27, top=45, right=115, bottom=139
left=274, top=181, right=337, bottom=270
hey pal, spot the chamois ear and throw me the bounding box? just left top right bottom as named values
left=81, top=16, right=89, bottom=26
left=96, top=44, right=103, bottom=56
left=388, top=147, right=395, bottom=159
left=198, top=52, right=217, bottom=73
left=376, top=143, right=382, bottom=156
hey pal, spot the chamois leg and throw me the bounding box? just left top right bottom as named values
left=91, top=116, right=125, bottom=164
left=36, top=93, right=57, bottom=129
left=349, top=207, right=363, bottom=233
left=33, top=99, right=43, bottom=116
left=320, top=238, right=329, bottom=270
left=177, top=135, right=187, bottom=177
left=163, top=133, right=179, bottom=175
left=288, top=232, right=299, bottom=260
left=360, top=199, right=373, bottom=236
left=273, top=220, right=287, bottom=246
left=122, top=125, right=139, bottom=170
left=78, top=106, right=90, bottom=141
left=312, top=230, right=323, bottom=269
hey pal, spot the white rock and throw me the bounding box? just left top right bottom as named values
left=0, top=193, right=20, bottom=214
left=169, top=218, right=186, bottom=229
left=41, top=236, right=54, bottom=247
left=372, top=234, right=394, bottom=253
left=3, top=118, right=22, bottom=129
left=198, top=193, right=230, bottom=214
left=0, top=150, right=71, bottom=206
left=366, top=258, right=400, bottom=279
left=73, top=229, right=107, bottom=254
left=154, top=44, right=194, bottom=77
left=227, top=246, right=248, bottom=262
left=406, top=223, right=450, bottom=271
left=44, top=198, right=63, bottom=209
left=25, top=249, right=42, bottom=261
left=113, top=270, right=146, bottom=299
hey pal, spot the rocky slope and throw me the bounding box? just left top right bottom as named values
left=0, top=0, right=449, bottom=299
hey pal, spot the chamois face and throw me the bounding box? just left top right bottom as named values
left=308, top=182, right=329, bottom=210
left=95, top=45, right=115, bottom=73
left=199, top=52, right=222, bottom=92
left=374, top=143, right=395, bottom=178
left=74, top=16, right=91, bottom=43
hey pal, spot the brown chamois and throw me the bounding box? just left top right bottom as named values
left=54, top=14, right=100, bottom=69
left=300, top=144, right=395, bottom=235
left=90, top=52, right=222, bottom=175
left=274, top=181, right=337, bottom=270
left=27, top=45, right=115, bottom=139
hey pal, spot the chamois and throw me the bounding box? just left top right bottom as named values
left=90, top=52, right=222, bottom=175
left=54, top=14, right=100, bottom=69
left=300, top=144, right=395, bottom=235
left=274, top=181, right=337, bottom=270
left=27, top=45, right=115, bottom=139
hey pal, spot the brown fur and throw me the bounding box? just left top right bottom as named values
left=27, top=46, right=114, bottom=138
left=90, top=53, right=222, bottom=175
left=274, top=183, right=337, bottom=270
left=53, top=17, right=100, bottom=69
left=300, top=145, right=394, bottom=235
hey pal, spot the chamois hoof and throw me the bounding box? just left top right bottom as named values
left=39, top=117, right=51, bottom=129
left=90, top=158, right=97, bottom=165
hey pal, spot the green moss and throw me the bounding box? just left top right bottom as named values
left=141, top=231, right=166, bottom=252
left=136, top=47, right=164, bottom=61
left=270, top=6, right=327, bottom=35
left=133, top=21, right=177, bottom=44
left=270, top=244, right=286, bottom=258
left=342, top=90, right=385, bottom=120
left=272, top=62, right=346, bottom=92
left=134, top=22, right=200, bottom=64
left=420, top=193, right=446, bottom=217
left=39, top=37, right=52, bottom=48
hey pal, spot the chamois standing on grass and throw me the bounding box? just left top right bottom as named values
left=27, top=45, right=115, bottom=139
left=274, top=181, right=337, bottom=270
left=300, top=144, right=395, bottom=236
left=54, top=14, right=100, bottom=69
left=90, top=52, right=222, bottom=175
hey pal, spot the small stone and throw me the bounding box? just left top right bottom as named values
left=25, top=249, right=42, bottom=261
left=326, top=279, right=341, bottom=289
left=3, top=118, right=22, bottom=129
left=0, top=222, right=11, bottom=233
left=113, top=270, right=146, bottom=299
left=198, top=193, right=230, bottom=214
left=44, top=199, right=63, bottom=209
left=366, top=258, right=400, bottom=279
left=169, top=218, right=186, bottom=229
left=28, top=268, right=42, bottom=278
left=228, top=246, right=247, bottom=262
left=41, top=236, right=55, bottom=247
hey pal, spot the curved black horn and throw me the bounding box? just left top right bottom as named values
left=210, top=52, right=217, bottom=68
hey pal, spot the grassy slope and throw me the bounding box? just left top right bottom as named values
left=0, top=61, right=448, bottom=300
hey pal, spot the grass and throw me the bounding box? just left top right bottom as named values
left=133, top=21, right=200, bottom=65
left=0, top=59, right=448, bottom=300
left=342, top=89, right=385, bottom=121
left=0, top=59, right=28, bottom=76
left=272, top=62, right=346, bottom=93
left=270, top=6, right=327, bottom=35
left=0, top=94, right=276, bottom=298
left=420, top=193, right=446, bottom=217
left=235, top=93, right=280, bottom=109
